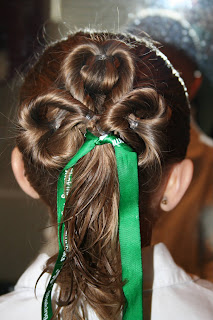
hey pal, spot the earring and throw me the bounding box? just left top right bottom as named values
left=161, top=196, right=168, bottom=205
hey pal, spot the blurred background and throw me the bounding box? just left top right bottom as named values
left=1, top=0, right=213, bottom=293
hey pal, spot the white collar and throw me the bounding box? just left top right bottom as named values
left=15, top=244, right=195, bottom=293
left=15, top=253, right=50, bottom=293
left=152, top=243, right=194, bottom=289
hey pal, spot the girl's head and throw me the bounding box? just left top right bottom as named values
left=12, top=31, right=193, bottom=319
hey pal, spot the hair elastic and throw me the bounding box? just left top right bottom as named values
left=128, top=118, right=138, bottom=130
left=85, top=113, right=94, bottom=120
left=96, top=54, right=107, bottom=60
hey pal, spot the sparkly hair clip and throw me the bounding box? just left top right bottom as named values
left=128, top=118, right=138, bottom=130
left=96, top=54, right=107, bottom=61
left=86, top=113, right=94, bottom=121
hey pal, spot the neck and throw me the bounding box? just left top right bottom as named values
left=140, top=215, right=152, bottom=248
left=142, top=245, right=154, bottom=320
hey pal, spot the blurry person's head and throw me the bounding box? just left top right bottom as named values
left=160, top=44, right=202, bottom=101
left=11, top=31, right=192, bottom=319
left=127, top=9, right=203, bottom=101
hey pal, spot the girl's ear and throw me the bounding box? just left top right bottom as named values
left=11, top=147, right=39, bottom=199
left=160, top=159, right=193, bottom=212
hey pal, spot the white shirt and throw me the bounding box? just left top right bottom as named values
left=1, top=243, right=213, bottom=319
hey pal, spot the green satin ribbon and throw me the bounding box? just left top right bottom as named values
left=42, top=131, right=143, bottom=320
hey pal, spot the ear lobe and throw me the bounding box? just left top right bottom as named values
left=11, top=147, right=39, bottom=199
left=160, top=159, right=193, bottom=212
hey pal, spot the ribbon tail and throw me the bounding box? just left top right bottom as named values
left=114, top=146, right=143, bottom=320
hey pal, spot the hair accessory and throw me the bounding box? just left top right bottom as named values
left=161, top=196, right=168, bottom=205
left=85, top=113, right=93, bottom=120
left=41, top=131, right=143, bottom=320
left=129, top=118, right=138, bottom=130
left=96, top=54, right=107, bottom=61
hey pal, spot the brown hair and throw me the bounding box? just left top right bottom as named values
left=16, top=31, right=190, bottom=319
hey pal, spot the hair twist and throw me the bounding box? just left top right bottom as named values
left=17, top=89, right=93, bottom=168
left=99, top=88, right=171, bottom=167
left=60, top=38, right=135, bottom=112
